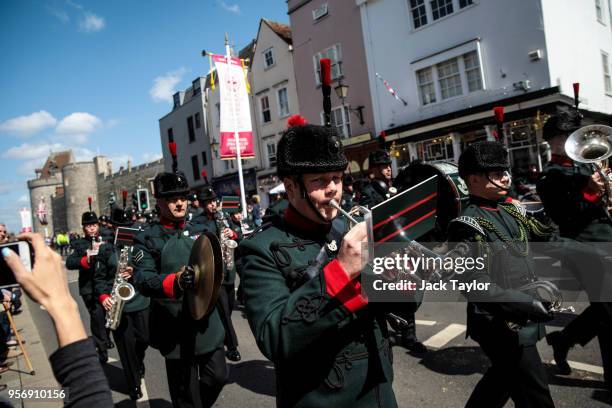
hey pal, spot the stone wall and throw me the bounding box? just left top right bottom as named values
left=62, top=162, right=99, bottom=233
left=27, top=175, right=62, bottom=236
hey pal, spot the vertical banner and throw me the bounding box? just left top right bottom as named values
left=213, top=54, right=255, bottom=160
left=20, top=208, right=32, bottom=233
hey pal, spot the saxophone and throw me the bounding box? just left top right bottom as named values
left=105, top=247, right=136, bottom=330
left=214, top=211, right=238, bottom=270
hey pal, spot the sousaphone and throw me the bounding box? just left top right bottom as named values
left=186, top=231, right=224, bottom=320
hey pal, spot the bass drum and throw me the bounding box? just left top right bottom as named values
left=394, top=161, right=469, bottom=238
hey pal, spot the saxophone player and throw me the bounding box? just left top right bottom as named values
left=65, top=207, right=113, bottom=363
left=94, top=207, right=150, bottom=401
left=191, top=187, right=241, bottom=362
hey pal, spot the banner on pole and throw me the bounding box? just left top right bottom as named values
left=213, top=54, right=255, bottom=160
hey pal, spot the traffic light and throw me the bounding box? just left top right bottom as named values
left=137, top=189, right=150, bottom=211
left=132, top=193, right=138, bottom=209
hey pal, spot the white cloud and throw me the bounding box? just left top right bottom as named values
left=17, top=195, right=29, bottom=204
left=0, top=111, right=57, bottom=137
left=219, top=1, right=241, bottom=14
left=142, top=152, right=163, bottom=163
left=17, top=159, right=47, bottom=177
left=47, top=7, right=70, bottom=23
left=150, top=68, right=187, bottom=103
left=56, top=112, right=102, bottom=135
left=2, top=141, right=63, bottom=161
left=108, top=154, right=134, bottom=170
left=79, top=12, right=105, bottom=32
left=72, top=147, right=95, bottom=162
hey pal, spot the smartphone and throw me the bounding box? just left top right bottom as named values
left=0, top=242, right=33, bottom=289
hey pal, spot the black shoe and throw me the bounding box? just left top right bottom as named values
left=105, top=341, right=115, bottom=350
left=129, top=386, right=143, bottom=401
left=546, top=331, right=572, bottom=375
left=226, top=349, right=241, bottom=362
left=404, top=340, right=428, bottom=354
left=98, top=351, right=108, bottom=364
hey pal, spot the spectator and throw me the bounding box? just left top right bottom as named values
left=251, top=195, right=262, bottom=227
left=3, top=233, right=113, bottom=407
left=0, top=224, right=8, bottom=244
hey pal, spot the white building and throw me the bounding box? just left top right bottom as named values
left=159, top=77, right=214, bottom=189
left=250, top=19, right=300, bottom=208
left=357, top=0, right=612, bottom=172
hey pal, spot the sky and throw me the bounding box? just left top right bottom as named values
left=0, top=0, right=289, bottom=232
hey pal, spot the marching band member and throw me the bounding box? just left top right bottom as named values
left=94, top=207, right=149, bottom=401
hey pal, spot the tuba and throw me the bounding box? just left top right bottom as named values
left=565, top=124, right=612, bottom=219
left=105, top=246, right=136, bottom=330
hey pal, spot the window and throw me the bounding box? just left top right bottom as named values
left=267, top=142, right=277, bottom=167
left=463, top=50, right=483, bottom=92
left=215, top=103, right=221, bottom=126
left=312, top=3, right=328, bottom=21
left=167, top=128, right=174, bottom=142
left=187, top=116, right=195, bottom=142
left=195, top=112, right=201, bottom=129
left=410, top=0, right=427, bottom=29
left=459, top=0, right=473, bottom=8
left=437, top=59, right=462, bottom=99
left=415, top=49, right=484, bottom=106
left=431, top=0, right=453, bottom=20
left=263, top=48, right=275, bottom=68
left=191, top=155, right=200, bottom=181
left=603, top=52, right=611, bottom=94
left=326, top=106, right=351, bottom=139
left=224, top=160, right=235, bottom=171
left=201, top=151, right=208, bottom=166
left=260, top=96, right=271, bottom=123
left=417, top=68, right=436, bottom=105
left=314, top=44, right=343, bottom=85
left=596, top=0, right=604, bottom=22
left=278, top=88, right=290, bottom=117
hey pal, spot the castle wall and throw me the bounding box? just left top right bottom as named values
left=62, top=162, right=99, bottom=233
left=27, top=175, right=62, bottom=237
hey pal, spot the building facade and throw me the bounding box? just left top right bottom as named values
left=250, top=19, right=300, bottom=208
left=357, top=0, right=612, bottom=174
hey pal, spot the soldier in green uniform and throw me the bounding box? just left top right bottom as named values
left=191, top=188, right=241, bottom=362
left=240, top=123, right=416, bottom=407
left=536, top=110, right=612, bottom=390
left=359, top=150, right=395, bottom=208
left=188, top=192, right=204, bottom=222
left=132, top=172, right=227, bottom=407
left=448, top=141, right=557, bottom=407
left=66, top=210, right=112, bottom=362
left=95, top=207, right=150, bottom=400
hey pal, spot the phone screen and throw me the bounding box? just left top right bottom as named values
left=0, top=242, right=32, bottom=288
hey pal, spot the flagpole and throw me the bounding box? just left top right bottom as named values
left=225, top=33, right=248, bottom=218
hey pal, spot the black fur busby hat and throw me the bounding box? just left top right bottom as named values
left=369, top=149, right=392, bottom=166
left=458, top=141, right=510, bottom=179
left=110, top=207, right=132, bottom=227
left=81, top=211, right=98, bottom=225
left=542, top=109, right=583, bottom=141
left=277, top=118, right=348, bottom=179
left=153, top=172, right=189, bottom=199
left=197, top=186, right=217, bottom=203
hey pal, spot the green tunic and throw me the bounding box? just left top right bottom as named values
left=359, top=179, right=391, bottom=209
left=132, top=222, right=225, bottom=359
left=240, top=206, right=413, bottom=407
left=66, top=237, right=100, bottom=298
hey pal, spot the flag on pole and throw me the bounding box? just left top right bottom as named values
left=375, top=72, right=408, bottom=106
left=213, top=54, right=255, bottom=160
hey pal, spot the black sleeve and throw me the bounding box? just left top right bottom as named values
left=50, top=338, right=113, bottom=408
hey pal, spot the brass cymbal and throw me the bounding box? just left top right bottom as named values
left=186, top=232, right=224, bottom=320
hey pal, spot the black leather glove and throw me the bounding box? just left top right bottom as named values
left=527, top=300, right=554, bottom=323
left=177, top=266, right=195, bottom=290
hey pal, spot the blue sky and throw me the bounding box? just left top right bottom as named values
left=0, top=0, right=288, bottom=232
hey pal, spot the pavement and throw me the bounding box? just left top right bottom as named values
left=5, top=258, right=612, bottom=407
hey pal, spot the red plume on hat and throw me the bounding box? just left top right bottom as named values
left=573, top=82, right=580, bottom=110
left=122, top=189, right=128, bottom=209
left=287, top=115, right=307, bottom=128
left=201, top=169, right=209, bottom=184
left=493, top=106, right=505, bottom=141
left=168, top=142, right=178, bottom=173
left=87, top=196, right=92, bottom=212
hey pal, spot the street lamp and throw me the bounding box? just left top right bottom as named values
left=334, top=78, right=365, bottom=125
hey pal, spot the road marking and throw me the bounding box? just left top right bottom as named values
left=549, top=359, right=604, bottom=375
left=422, top=324, right=466, bottom=349
left=138, top=381, right=150, bottom=407
left=415, top=319, right=436, bottom=326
